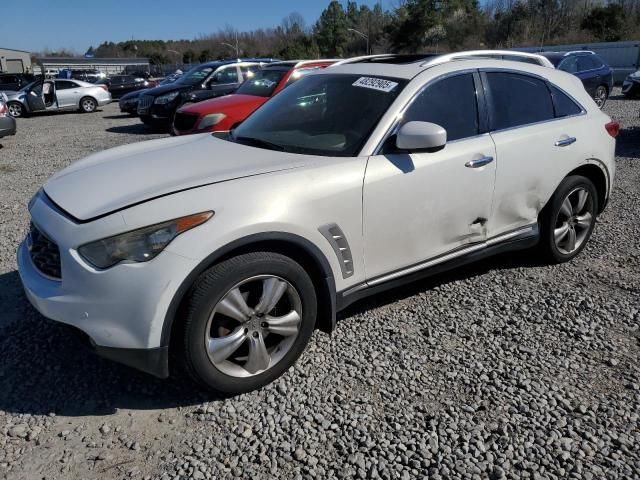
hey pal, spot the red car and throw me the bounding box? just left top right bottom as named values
left=172, top=60, right=337, bottom=136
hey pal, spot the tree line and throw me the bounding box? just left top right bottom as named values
left=41, top=0, right=640, bottom=64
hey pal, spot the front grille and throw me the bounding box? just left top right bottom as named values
left=137, top=94, right=153, bottom=111
left=173, top=112, right=199, bottom=132
left=28, top=222, right=61, bottom=279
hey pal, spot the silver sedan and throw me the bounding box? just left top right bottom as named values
left=4, top=78, right=111, bottom=118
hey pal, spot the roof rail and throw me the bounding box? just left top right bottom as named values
left=333, top=54, right=439, bottom=66
left=563, top=50, right=595, bottom=56
left=294, top=59, right=341, bottom=68
left=421, top=50, right=554, bottom=68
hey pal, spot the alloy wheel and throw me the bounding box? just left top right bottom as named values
left=553, top=187, right=594, bottom=255
left=7, top=103, right=22, bottom=117
left=205, top=275, right=302, bottom=378
left=82, top=99, right=96, bottom=112
left=594, top=86, right=607, bottom=108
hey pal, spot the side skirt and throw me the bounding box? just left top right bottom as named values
left=336, top=225, right=539, bottom=312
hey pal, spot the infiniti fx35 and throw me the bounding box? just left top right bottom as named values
left=18, top=55, right=617, bottom=393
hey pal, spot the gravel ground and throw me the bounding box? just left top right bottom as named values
left=0, top=91, right=639, bottom=480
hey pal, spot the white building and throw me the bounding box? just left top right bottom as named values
left=0, top=48, right=32, bottom=73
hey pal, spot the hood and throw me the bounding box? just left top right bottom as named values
left=43, top=134, right=309, bottom=221
left=143, top=82, right=193, bottom=97
left=180, top=94, right=267, bottom=118
left=2, top=90, right=22, bottom=100
left=120, top=89, right=148, bottom=101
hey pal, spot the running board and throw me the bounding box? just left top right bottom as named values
left=337, top=224, right=539, bottom=311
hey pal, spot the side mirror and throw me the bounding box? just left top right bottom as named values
left=396, top=121, right=447, bottom=152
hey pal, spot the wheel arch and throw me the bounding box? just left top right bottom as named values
left=161, top=232, right=337, bottom=352
left=566, top=161, right=609, bottom=213
left=79, top=95, right=98, bottom=109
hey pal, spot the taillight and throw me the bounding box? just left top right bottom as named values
left=0, top=102, right=6, bottom=116
left=605, top=121, right=619, bottom=138
left=100, top=85, right=109, bottom=92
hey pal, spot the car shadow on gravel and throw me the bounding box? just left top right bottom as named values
left=0, top=270, right=222, bottom=417
left=339, top=250, right=546, bottom=320
left=103, top=114, right=136, bottom=120
left=105, top=124, right=156, bottom=135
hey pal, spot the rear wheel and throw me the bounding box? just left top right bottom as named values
left=7, top=102, right=24, bottom=118
left=593, top=85, right=607, bottom=108
left=180, top=252, right=317, bottom=394
left=80, top=97, right=97, bottom=113
left=538, top=175, right=598, bottom=263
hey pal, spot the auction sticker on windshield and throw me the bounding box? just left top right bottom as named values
left=352, top=77, right=398, bottom=93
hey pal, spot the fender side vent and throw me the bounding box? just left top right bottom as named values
left=319, top=224, right=354, bottom=279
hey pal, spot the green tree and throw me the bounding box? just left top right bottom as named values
left=315, top=1, right=350, bottom=57
left=581, top=3, right=625, bottom=42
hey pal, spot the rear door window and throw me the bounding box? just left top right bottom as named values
left=577, top=55, right=598, bottom=72
left=55, top=80, right=76, bottom=90
left=485, top=72, right=554, bottom=130
left=558, top=57, right=578, bottom=73
left=402, top=73, right=479, bottom=141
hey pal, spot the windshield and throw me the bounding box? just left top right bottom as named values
left=232, top=74, right=406, bottom=157
left=177, top=64, right=217, bottom=86
left=236, top=67, right=289, bottom=97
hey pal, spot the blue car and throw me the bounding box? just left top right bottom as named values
left=540, top=51, right=614, bottom=108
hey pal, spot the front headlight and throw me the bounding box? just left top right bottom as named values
left=198, top=113, right=226, bottom=130
left=154, top=91, right=180, bottom=104
left=78, top=212, right=213, bottom=269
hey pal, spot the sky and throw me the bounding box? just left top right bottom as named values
left=1, top=0, right=387, bottom=54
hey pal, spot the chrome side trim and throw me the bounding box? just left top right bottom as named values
left=343, top=224, right=537, bottom=296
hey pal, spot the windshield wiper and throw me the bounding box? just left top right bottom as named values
left=234, top=136, right=286, bottom=152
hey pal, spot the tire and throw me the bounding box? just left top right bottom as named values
left=593, top=85, right=607, bottom=109
left=79, top=97, right=97, bottom=113
left=7, top=102, right=24, bottom=118
left=538, top=175, right=598, bottom=263
left=180, top=252, right=317, bottom=394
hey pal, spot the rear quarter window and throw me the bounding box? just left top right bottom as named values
left=550, top=85, right=583, bottom=117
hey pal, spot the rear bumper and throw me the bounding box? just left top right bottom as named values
left=0, top=115, right=16, bottom=138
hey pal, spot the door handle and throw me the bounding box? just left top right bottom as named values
left=555, top=137, right=576, bottom=147
left=465, top=156, right=494, bottom=168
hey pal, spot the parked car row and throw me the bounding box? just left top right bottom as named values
left=18, top=51, right=621, bottom=394
left=0, top=93, right=16, bottom=139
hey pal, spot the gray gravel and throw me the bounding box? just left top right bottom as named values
left=0, top=91, right=639, bottom=480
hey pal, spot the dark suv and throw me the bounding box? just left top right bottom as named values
left=136, top=60, right=266, bottom=128
left=0, top=73, right=36, bottom=92
left=540, top=51, right=613, bottom=108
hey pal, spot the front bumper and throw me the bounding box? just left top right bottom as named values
left=622, top=78, right=640, bottom=96
left=0, top=115, right=16, bottom=138
left=17, top=194, right=199, bottom=377
left=138, top=99, right=178, bottom=122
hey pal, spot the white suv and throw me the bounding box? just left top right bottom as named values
left=18, top=55, right=618, bottom=393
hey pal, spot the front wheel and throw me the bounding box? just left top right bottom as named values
left=79, top=97, right=97, bottom=113
left=7, top=102, right=24, bottom=118
left=538, top=175, right=598, bottom=263
left=593, top=85, right=607, bottom=109
left=180, top=252, right=317, bottom=394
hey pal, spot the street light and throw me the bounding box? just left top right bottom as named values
left=220, top=31, right=240, bottom=58
left=348, top=28, right=369, bottom=55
